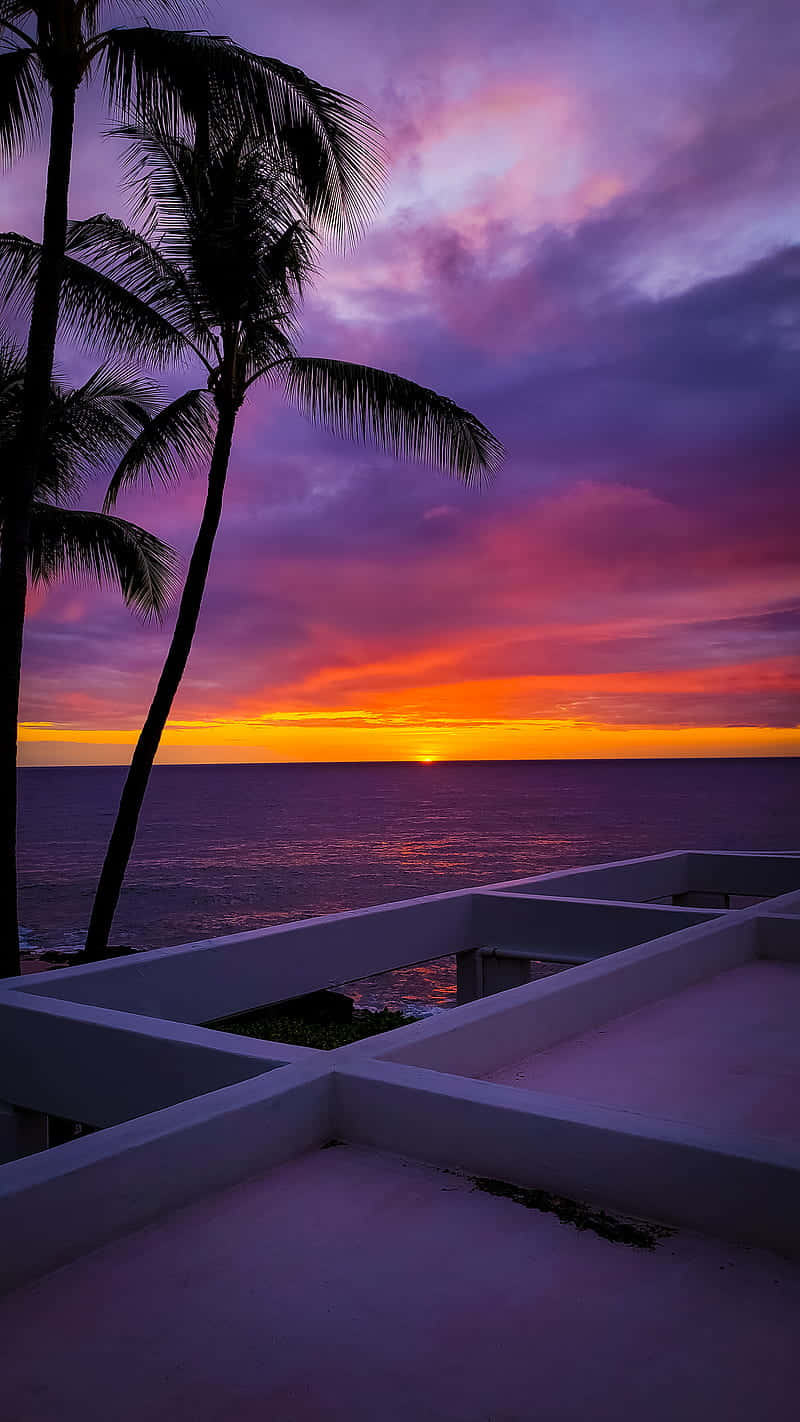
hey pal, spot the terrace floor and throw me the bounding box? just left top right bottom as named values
left=484, top=959, right=800, bottom=1145
left=2, top=1143, right=799, bottom=1421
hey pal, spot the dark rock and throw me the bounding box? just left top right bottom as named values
left=271, top=989, right=354, bottom=1023
left=40, top=945, right=140, bottom=965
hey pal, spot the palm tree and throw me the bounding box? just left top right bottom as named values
left=0, top=338, right=178, bottom=613
left=0, top=336, right=181, bottom=972
left=0, top=2, right=383, bottom=962
left=4, top=121, right=502, bottom=956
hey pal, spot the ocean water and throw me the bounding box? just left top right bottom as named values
left=17, top=758, right=798, bottom=1011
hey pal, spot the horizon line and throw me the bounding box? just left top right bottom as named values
left=18, top=753, right=799, bottom=769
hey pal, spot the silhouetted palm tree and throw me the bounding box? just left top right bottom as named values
left=6, top=121, right=502, bottom=956
left=1, top=343, right=182, bottom=958
left=0, top=2, right=383, bottom=961
left=0, top=338, right=178, bottom=620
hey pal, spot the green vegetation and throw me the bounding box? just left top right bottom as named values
left=211, top=1005, right=414, bottom=1050
left=473, top=1177, right=674, bottom=1250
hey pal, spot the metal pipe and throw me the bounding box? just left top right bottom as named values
left=477, top=945, right=598, bottom=965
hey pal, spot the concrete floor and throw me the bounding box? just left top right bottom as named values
left=1, top=1143, right=799, bottom=1421
left=485, top=960, right=800, bottom=1144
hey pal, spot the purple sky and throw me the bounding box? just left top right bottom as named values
left=9, top=0, right=800, bottom=762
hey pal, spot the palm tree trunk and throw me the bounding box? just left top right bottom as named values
left=0, top=81, right=77, bottom=978
left=84, top=404, right=237, bottom=960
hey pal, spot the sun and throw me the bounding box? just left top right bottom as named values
left=417, top=755, right=438, bottom=763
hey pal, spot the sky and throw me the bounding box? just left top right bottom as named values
left=7, top=0, right=800, bottom=764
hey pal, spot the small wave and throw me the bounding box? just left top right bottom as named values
left=19, top=925, right=85, bottom=958
left=18, top=925, right=41, bottom=955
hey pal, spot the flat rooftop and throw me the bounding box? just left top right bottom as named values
left=2, top=850, right=800, bottom=1416
left=483, top=959, right=800, bottom=1146
left=2, top=1143, right=799, bottom=1422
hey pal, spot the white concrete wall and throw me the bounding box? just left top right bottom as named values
left=4, top=885, right=716, bottom=1028
left=761, top=887, right=800, bottom=916
left=493, top=852, right=689, bottom=902
left=6, top=891, right=477, bottom=1023
left=471, top=892, right=718, bottom=952
left=500, top=851, right=800, bottom=905
left=335, top=1057, right=800, bottom=1255
left=687, top=852, right=800, bottom=898
left=0, top=1061, right=333, bottom=1293
left=1, top=852, right=796, bottom=1288
left=355, top=914, right=756, bottom=1078
left=757, top=915, right=800, bottom=962
left=0, top=993, right=316, bottom=1127
left=6, top=854, right=795, bottom=1038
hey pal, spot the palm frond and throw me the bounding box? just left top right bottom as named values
left=113, top=121, right=207, bottom=270
left=112, top=1, right=199, bottom=21
left=284, top=358, right=504, bottom=485
left=249, top=217, right=319, bottom=308
left=238, top=56, right=385, bottom=243
left=103, top=28, right=252, bottom=135
left=71, top=358, right=159, bottom=422
left=0, top=4, right=36, bottom=33
left=104, top=387, right=214, bottom=508
left=48, top=361, right=160, bottom=488
left=74, top=0, right=103, bottom=30
left=0, top=229, right=192, bottom=365
left=27, top=501, right=178, bottom=619
left=0, top=225, right=37, bottom=305
left=0, top=331, right=23, bottom=403
left=268, top=90, right=385, bottom=245
left=0, top=336, right=82, bottom=506
left=0, top=333, right=24, bottom=483
left=11, top=391, right=86, bottom=504
left=66, top=214, right=211, bottom=354
left=0, top=343, right=165, bottom=505
left=116, top=121, right=319, bottom=346
left=115, top=120, right=194, bottom=228
left=0, top=337, right=72, bottom=506
left=0, top=46, right=41, bottom=165
left=103, top=29, right=384, bottom=243
left=241, top=322, right=297, bottom=388
left=56, top=256, right=194, bottom=367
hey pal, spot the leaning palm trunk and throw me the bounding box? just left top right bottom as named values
left=0, top=80, right=76, bottom=977
left=39, top=121, right=501, bottom=957
left=84, top=403, right=235, bottom=958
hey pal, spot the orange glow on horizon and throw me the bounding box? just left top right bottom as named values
left=18, top=654, right=799, bottom=765
left=18, top=715, right=800, bottom=766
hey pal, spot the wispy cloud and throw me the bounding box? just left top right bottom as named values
left=10, top=0, right=800, bottom=760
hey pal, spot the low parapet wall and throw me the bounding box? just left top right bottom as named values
left=687, top=852, right=800, bottom=898
left=335, top=1057, right=800, bottom=1256
left=500, top=851, right=688, bottom=902
left=471, top=892, right=718, bottom=952
left=0, top=850, right=797, bottom=1287
left=0, top=1062, right=333, bottom=1293
left=6, top=890, right=476, bottom=1023
left=348, top=911, right=756, bottom=1078
left=0, top=994, right=309, bottom=1127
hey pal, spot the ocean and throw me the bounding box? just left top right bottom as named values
left=17, top=758, right=798, bottom=1011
